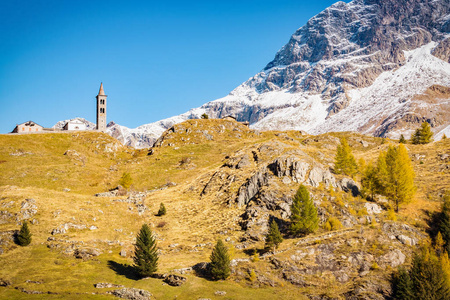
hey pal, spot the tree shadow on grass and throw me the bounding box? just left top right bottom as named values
left=107, top=260, right=140, bottom=280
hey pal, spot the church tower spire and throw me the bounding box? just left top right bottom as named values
left=96, top=82, right=107, bottom=132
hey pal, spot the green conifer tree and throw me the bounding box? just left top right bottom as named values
left=334, top=138, right=358, bottom=176
left=290, top=185, right=319, bottom=236
left=399, top=134, right=407, bottom=144
left=411, top=122, right=434, bottom=144
left=409, top=247, right=450, bottom=299
left=264, top=220, right=283, bottom=252
left=384, top=145, right=416, bottom=212
left=392, top=266, right=414, bottom=300
left=133, top=224, right=158, bottom=277
left=439, top=192, right=450, bottom=253
left=443, top=134, right=447, bottom=140
left=209, top=239, right=231, bottom=280
left=157, top=203, right=166, bottom=216
left=17, top=220, right=32, bottom=246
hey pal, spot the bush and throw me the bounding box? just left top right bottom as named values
left=119, top=172, right=133, bottom=190
left=17, top=221, right=32, bottom=246
left=133, top=224, right=158, bottom=277
left=209, top=239, right=231, bottom=280
left=323, top=217, right=342, bottom=231
left=157, top=203, right=166, bottom=216
left=201, top=113, right=209, bottom=119
left=399, top=134, right=407, bottom=144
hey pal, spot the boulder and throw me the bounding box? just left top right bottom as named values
left=163, top=274, right=187, bottom=286
left=338, top=178, right=360, bottom=196
left=364, top=203, right=382, bottom=215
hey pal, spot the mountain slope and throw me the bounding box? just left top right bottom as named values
left=120, top=0, right=450, bottom=148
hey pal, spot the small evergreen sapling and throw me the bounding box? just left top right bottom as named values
left=209, top=239, right=231, bottom=280
left=17, top=220, right=32, bottom=246
left=133, top=224, right=158, bottom=277
left=290, top=185, right=319, bottom=236
left=334, top=137, right=357, bottom=176
left=264, top=220, right=283, bottom=252
left=399, top=134, right=406, bottom=144
left=157, top=203, right=166, bottom=216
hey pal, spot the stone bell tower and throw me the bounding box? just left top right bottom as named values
left=96, top=83, right=107, bottom=132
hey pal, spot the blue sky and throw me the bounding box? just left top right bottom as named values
left=0, top=0, right=345, bottom=133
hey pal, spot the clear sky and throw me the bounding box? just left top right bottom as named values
left=0, top=0, right=346, bottom=133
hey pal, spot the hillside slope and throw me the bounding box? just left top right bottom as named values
left=0, top=119, right=449, bottom=299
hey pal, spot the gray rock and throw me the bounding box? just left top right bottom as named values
left=215, top=291, right=226, bottom=296
left=364, top=203, right=382, bottom=215
left=381, top=249, right=406, bottom=268
left=120, top=250, right=127, bottom=257
left=397, top=234, right=417, bottom=246
left=95, top=282, right=124, bottom=288
left=338, top=178, right=360, bottom=196
left=163, top=274, right=187, bottom=286
left=236, top=167, right=269, bottom=207
left=109, top=288, right=152, bottom=300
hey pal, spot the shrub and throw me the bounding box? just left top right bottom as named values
left=157, top=203, right=166, bottom=216
left=323, top=217, right=342, bottom=231
left=201, top=113, right=209, bottom=119
left=119, top=172, right=133, bottom=190
left=17, top=221, right=32, bottom=246
left=209, top=239, right=231, bottom=280
left=133, top=224, right=158, bottom=277
left=249, top=269, right=257, bottom=282
left=387, top=209, right=397, bottom=221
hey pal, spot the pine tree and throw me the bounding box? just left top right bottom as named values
left=383, top=145, right=416, bottom=212
left=290, top=185, right=319, bottom=236
left=209, top=239, right=231, bottom=280
left=439, top=192, right=450, bottom=253
left=443, top=134, right=447, bottom=140
left=201, top=113, right=209, bottom=119
left=409, top=247, right=450, bottom=299
left=157, top=203, right=166, bottom=216
left=399, top=134, right=407, bottom=144
left=17, top=220, right=32, bottom=246
left=334, top=137, right=357, bottom=176
left=264, top=220, right=283, bottom=252
left=133, top=224, right=158, bottom=277
left=392, top=266, right=414, bottom=300
left=119, top=172, right=133, bottom=190
left=411, top=122, right=433, bottom=144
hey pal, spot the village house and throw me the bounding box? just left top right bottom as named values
left=11, top=121, right=44, bottom=133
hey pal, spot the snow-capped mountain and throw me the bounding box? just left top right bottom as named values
left=55, top=0, right=450, bottom=148
left=124, top=0, right=450, bottom=147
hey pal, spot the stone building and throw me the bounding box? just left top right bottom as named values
left=11, top=121, right=44, bottom=133
left=96, top=83, right=107, bottom=132
left=63, top=119, right=87, bottom=131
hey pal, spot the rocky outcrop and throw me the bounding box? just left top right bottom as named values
left=236, top=167, right=270, bottom=208
left=109, top=288, right=152, bottom=300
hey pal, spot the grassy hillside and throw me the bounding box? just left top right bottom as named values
left=0, top=120, right=449, bottom=299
